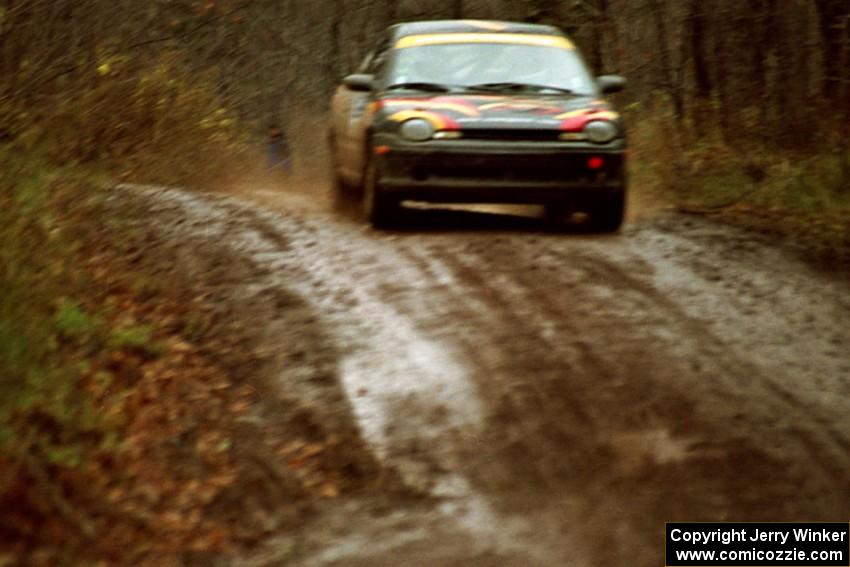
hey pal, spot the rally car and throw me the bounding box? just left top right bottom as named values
left=328, top=20, right=627, bottom=230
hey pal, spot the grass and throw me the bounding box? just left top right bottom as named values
left=54, top=300, right=99, bottom=341
left=108, top=324, right=165, bottom=358
left=1, top=156, right=62, bottom=388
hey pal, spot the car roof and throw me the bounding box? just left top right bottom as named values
left=390, top=20, right=563, bottom=40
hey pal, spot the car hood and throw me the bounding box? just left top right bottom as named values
left=376, top=93, right=620, bottom=132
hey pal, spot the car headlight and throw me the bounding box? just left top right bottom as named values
left=399, top=119, right=435, bottom=142
left=584, top=120, right=618, bottom=143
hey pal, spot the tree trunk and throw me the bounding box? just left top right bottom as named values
left=648, top=0, right=684, bottom=120
left=816, top=0, right=850, bottom=98
left=688, top=0, right=711, bottom=100
left=588, top=0, right=612, bottom=74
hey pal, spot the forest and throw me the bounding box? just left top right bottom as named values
left=2, top=0, right=849, bottom=188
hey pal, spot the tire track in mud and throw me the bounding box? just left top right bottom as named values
left=482, top=234, right=849, bottom=482
left=351, top=223, right=848, bottom=559
left=572, top=250, right=850, bottom=465
left=613, top=232, right=850, bottom=453
left=410, top=253, right=593, bottom=502
left=244, top=198, right=849, bottom=565
left=120, top=186, right=549, bottom=564
left=218, top=202, right=560, bottom=563
left=412, top=241, right=713, bottom=514
left=332, top=239, right=602, bottom=563
left=401, top=229, right=850, bottom=564
left=122, top=185, right=850, bottom=566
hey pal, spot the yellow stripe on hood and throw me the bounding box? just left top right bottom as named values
left=396, top=33, right=575, bottom=50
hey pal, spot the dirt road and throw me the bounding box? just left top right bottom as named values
left=123, top=182, right=850, bottom=566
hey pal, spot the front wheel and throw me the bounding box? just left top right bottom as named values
left=588, top=190, right=626, bottom=233
left=363, top=157, right=399, bottom=229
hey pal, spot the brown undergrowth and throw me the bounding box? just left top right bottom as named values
left=628, top=99, right=850, bottom=268
left=0, top=159, right=381, bottom=565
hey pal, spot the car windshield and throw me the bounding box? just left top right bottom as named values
left=387, top=43, right=596, bottom=95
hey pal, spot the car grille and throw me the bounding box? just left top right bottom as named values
left=460, top=129, right=562, bottom=142
left=407, top=154, right=623, bottom=183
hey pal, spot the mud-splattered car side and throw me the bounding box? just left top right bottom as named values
left=329, top=19, right=627, bottom=230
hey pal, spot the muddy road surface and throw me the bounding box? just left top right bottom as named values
left=125, top=182, right=850, bottom=566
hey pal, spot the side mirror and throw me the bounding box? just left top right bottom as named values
left=597, top=75, right=626, bottom=95
left=343, top=74, right=375, bottom=92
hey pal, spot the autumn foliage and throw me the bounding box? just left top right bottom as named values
left=0, top=165, right=381, bottom=563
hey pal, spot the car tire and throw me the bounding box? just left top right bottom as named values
left=588, top=190, right=626, bottom=233
left=363, top=157, right=399, bottom=229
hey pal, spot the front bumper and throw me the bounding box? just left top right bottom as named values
left=373, top=136, right=626, bottom=205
